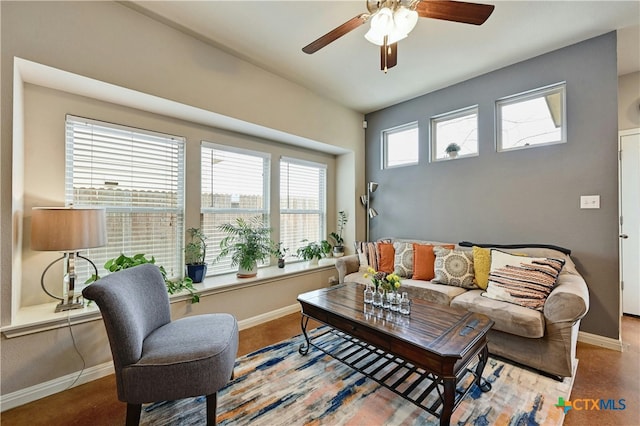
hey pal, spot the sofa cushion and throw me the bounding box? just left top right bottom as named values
left=354, top=239, right=392, bottom=271
left=377, top=242, right=395, bottom=273
left=484, top=250, right=565, bottom=311
left=451, top=290, right=545, bottom=338
left=412, top=243, right=455, bottom=281
left=432, top=248, right=477, bottom=289
left=393, top=242, right=413, bottom=278
left=394, top=278, right=467, bottom=306
left=472, top=246, right=491, bottom=289
left=354, top=241, right=379, bottom=271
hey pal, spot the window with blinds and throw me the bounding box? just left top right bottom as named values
left=280, top=157, right=327, bottom=261
left=65, top=115, right=185, bottom=284
left=201, top=143, right=270, bottom=275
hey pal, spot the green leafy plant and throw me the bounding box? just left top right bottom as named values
left=445, top=142, right=461, bottom=153
left=329, top=210, right=348, bottom=247
left=296, top=239, right=332, bottom=262
left=274, top=242, right=289, bottom=259
left=215, top=216, right=278, bottom=273
left=185, top=227, right=207, bottom=265
left=86, top=253, right=200, bottom=303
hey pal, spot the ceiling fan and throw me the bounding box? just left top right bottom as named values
left=302, top=0, right=495, bottom=73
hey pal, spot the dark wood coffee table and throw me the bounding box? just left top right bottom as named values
left=297, top=283, right=494, bottom=426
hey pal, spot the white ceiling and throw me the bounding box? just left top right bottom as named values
left=128, top=1, right=640, bottom=114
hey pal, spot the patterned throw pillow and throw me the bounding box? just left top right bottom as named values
left=413, top=244, right=455, bottom=281
left=393, top=242, right=414, bottom=278
left=354, top=241, right=379, bottom=271
left=433, top=248, right=477, bottom=289
left=483, top=250, right=565, bottom=311
left=354, top=239, right=392, bottom=271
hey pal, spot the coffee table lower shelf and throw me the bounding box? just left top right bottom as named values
left=298, top=318, right=491, bottom=424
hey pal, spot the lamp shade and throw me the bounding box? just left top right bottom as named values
left=31, top=207, right=107, bottom=252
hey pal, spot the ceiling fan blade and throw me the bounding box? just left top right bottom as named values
left=302, top=14, right=368, bottom=54
left=416, top=1, right=495, bottom=25
left=380, top=43, right=398, bottom=73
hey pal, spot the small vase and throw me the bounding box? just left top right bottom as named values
left=278, top=258, right=285, bottom=268
left=372, top=287, right=383, bottom=307
left=381, top=289, right=390, bottom=310
left=389, top=290, right=400, bottom=312
left=364, top=283, right=374, bottom=304
left=400, top=292, right=411, bottom=316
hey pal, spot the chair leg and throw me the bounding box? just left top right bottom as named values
left=125, top=403, right=142, bottom=426
left=206, top=393, right=217, bottom=426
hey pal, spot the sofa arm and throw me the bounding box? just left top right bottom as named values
left=335, top=255, right=360, bottom=283
left=544, top=274, right=590, bottom=324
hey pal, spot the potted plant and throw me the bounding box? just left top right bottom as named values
left=215, top=216, right=277, bottom=278
left=85, top=253, right=200, bottom=303
left=445, top=142, right=461, bottom=158
left=274, top=242, right=288, bottom=268
left=329, top=210, right=348, bottom=257
left=185, top=227, right=207, bottom=283
left=296, top=239, right=332, bottom=265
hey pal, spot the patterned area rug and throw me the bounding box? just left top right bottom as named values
left=141, top=327, right=575, bottom=425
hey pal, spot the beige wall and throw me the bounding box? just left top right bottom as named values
left=20, top=83, right=338, bottom=307
left=1, top=1, right=363, bottom=399
left=619, top=71, right=640, bottom=130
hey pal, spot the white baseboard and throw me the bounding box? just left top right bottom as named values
left=0, top=361, right=114, bottom=412
left=578, top=331, right=623, bottom=352
left=237, top=303, right=300, bottom=331
left=1, top=304, right=301, bottom=411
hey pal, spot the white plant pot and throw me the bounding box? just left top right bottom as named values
left=237, top=262, right=258, bottom=278
left=448, top=151, right=459, bottom=159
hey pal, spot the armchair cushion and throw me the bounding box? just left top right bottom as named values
left=122, top=313, right=238, bottom=403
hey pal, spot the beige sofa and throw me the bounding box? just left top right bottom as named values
left=335, top=239, right=590, bottom=378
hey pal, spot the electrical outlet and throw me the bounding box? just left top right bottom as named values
left=580, top=195, right=600, bottom=209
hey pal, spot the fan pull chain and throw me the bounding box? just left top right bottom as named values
left=383, top=35, right=388, bottom=73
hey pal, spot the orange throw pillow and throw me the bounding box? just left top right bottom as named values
left=377, top=242, right=395, bottom=273
left=413, top=243, right=455, bottom=280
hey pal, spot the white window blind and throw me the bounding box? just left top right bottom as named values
left=65, top=115, right=185, bottom=284
left=201, top=143, right=270, bottom=274
left=280, top=157, right=326, bottom=261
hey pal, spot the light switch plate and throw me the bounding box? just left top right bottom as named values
left=580, top=195, right=600, bottom=209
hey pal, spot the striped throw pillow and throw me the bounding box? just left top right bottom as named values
left=483, top=249, right=565, bottom=311
left=354, top=241, right=379, bottom=271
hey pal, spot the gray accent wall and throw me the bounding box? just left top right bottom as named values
left=364, top=33, right=620, bottom=339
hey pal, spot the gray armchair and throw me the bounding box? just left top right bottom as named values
left=83, top=263, right=239, bottom=425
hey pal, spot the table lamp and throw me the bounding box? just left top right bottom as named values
left=31, top=207, right=107, bottom=312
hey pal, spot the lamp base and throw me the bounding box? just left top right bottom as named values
left=54, top=299, right=84, bottom=313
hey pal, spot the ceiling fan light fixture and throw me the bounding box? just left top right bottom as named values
left=371, top=7, right=394, bottom=33
left=365, top=27, right=407, bottom=45
left=365, top=5, right=416, bottom=46
left=393, top=6, right=418, bottom=35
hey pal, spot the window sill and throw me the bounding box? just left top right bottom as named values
left=1, top=262, right=334, bottom=339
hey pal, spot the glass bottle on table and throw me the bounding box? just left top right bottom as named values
left=400, top=292, right=411, bottom=315
left=381, top=289, right=390, bottom=310
left=372, top=285, right=383, bottom=307
left=364, top=283, right=374, bottom=304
